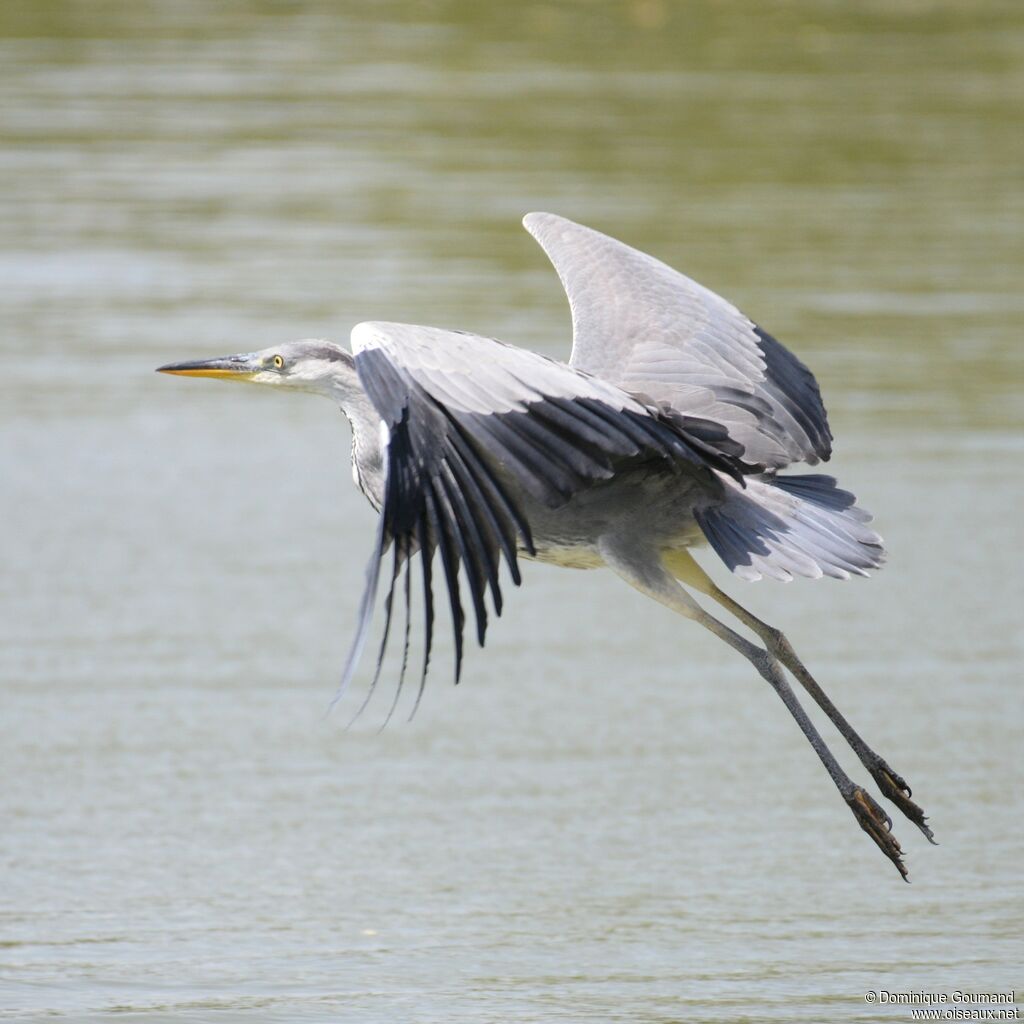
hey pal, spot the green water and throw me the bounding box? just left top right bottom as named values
left=2, top=2, right=1022, bottom=1021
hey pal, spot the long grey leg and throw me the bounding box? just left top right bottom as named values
left=665, top=551, right=933, bottom=843
left=602, top=538, right=909, bottom=880
left=705, top=582, right=934, bottom=843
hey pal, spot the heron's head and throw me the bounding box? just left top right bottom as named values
left=157, top=340, right=355, bottom=396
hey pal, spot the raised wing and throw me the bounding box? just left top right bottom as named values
left=335, top=320, right=748, bottom=720
left=524, top=212, right=833, bottom=470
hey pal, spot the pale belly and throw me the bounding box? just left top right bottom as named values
left=523, top=544, right=607, bottom=570
left=523, top=510, right=708, bottom=571
left=525, top=523, right=707, bottom=570
left=504, top=461, right=717, bottom=571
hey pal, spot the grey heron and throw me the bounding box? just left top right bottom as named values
left=158, top=212, right=934, bottom=879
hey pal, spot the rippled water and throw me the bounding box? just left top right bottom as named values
left=2, top=2, right=1022, bottom=1021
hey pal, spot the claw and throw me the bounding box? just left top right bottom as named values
left=868, top=759, right=937, bottom=845
left=848, top=787, right=909, bottom=881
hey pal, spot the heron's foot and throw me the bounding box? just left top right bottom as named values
left=847, top=786, right=908, bottom=882
left=867, top=758, right=936, bottom=845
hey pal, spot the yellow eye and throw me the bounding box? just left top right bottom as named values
left=272, top=354, right=284, bottom=369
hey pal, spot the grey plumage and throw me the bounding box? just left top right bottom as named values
left=343, top=319, right=753, bottom=703
left=695, top=473, right=884, bottom=582
left=158, top=212, right=933, bottom=881
left=524, top=212, right=832, bottom=468
left=341, top=293, right=878, bottom=685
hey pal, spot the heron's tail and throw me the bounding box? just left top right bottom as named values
left=694, top=473, right=884, bottom=582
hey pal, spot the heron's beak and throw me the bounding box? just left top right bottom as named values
left=156, top=353, right=261, bottom=380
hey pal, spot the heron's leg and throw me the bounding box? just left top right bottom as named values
left=664, top=550, right=934, bottom=844
left=600, top=538, right=908, bottom=880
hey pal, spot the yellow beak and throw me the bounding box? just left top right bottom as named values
left=156, top=354, right=260, bottom=380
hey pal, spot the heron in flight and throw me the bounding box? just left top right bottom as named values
left=158, top=213, right=934, bottom=879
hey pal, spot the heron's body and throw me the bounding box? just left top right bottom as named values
left=159, top=212, right=934, bottom=880
left=330, top=358, right=708, bottom=571
left=525, top=470, right=709, bottom=571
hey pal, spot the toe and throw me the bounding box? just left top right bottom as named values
left=849, top=787, right=909, bottom=881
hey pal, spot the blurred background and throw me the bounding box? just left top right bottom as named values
left=2, top=1, right=1022, bottom=1021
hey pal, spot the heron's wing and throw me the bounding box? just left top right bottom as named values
left=523, top=212, right=833, bottom=470
left=337, top=320, right=747, bottom=715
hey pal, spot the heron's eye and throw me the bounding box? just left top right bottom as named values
left=272, top=354, right=285, bottom=370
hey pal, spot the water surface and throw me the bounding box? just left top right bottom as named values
left=2, top=2, right=1022, bottom=1021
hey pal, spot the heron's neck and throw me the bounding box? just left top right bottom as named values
left=321, top=363, right=386, bottom=509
